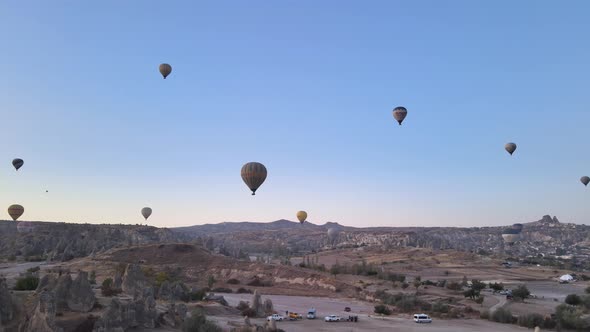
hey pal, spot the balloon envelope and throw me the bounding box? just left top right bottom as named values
left=296, top=211, right=307, bottom=224
left=581, top=176, right=590, bottom=187
left=141, top=207, right=152, bottom=220
left=8, top=204, right=24, bottom=221
left=511, top=223, right=524, bottom=233
left=159, top=63, right=172, bottom=79
left=505, top=143, right=517, bottom=155
left=12, top=158, right=24, bottom=171
left=241, top=162, right=267, bottom=195
left=392, top=106, right=408, bottom=125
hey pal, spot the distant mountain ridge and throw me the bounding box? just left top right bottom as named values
left=1, top=215, right=588, bottom=266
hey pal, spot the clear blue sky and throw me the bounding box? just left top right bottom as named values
left=1, top=1, right=589, bottom=227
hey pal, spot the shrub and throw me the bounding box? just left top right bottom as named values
left=211, top=287, right=233, bottom=293
left=448, top=308, right=460, bottom=319
left=432, top=301, right=449, bottom=313
left=586, top=286, right=590, bottom=294
left=474, top=296, right=484, bottom=305
left=446, top=281, right=462, bottom=291
left=101, top=278, right=121, bottom=297
left=423, top=280, right=436, bottom=286
left=247, top=277, right=272, bottom=287
left=490, top=307, right=514, bottom=324
left=565, top=294, right=582, bottom=306
left=89, top=270, right=96, bottom=285
left=489, top=282, right=504, bottom=292
left=479, top=309, right=490, bottom=320
left=241, top=308, right=257, bottom=318
left=512, top=285, right=530, bottom=301
left=374, top=304, right=391, bottom=315
left=401, top=282, right=409, bottom=289
left=27, top=266, right=40, bottom=273
left=236, top=288, right=253, bottom=294
left=236, top=301, right=250, bottom=311
left=227, top=278, right=240, bottom=285
left=14, top=275, right=39, bottom=291
left=207, top=276, right=216, bottom=289
left=182, top=309, right=222, bottom=332
left=517, top=313, right=544, bottom=329
left=555, top=304, right=589, bottom=330
left=189, top=289, right=206, bottom=302
left=155, top=272, right=170, bottom=287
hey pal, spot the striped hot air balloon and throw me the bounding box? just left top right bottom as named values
left=392, top=106, right=408, bottom=125
left=241, top=162, right=267, bottom=195
left=159, top=63, right=172, bottom=79
left=8, top=204, right=24, bottom=221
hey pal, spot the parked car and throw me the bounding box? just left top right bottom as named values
left=288, top=312, right=303, bottom=320
left=344, top=307, right=351, bottom=312
left=324, top=315, right=342, bottom=322
left=413, top=314, right=432, bottom=323
left=267, top=314, right=284, bottom=321
left=307, top=308, right=316, bottom=319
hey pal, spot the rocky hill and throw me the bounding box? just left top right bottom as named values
left=0, top=221, right=181, bottom=262
left=173, top=215, right=590, bottom=267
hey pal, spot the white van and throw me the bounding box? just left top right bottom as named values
left=413, top=314, right=432, bottom=323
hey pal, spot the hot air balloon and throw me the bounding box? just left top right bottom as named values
left=581, top=176, right=590, bottom=187
left=141, top=207, right=152, bottom=220
left=296, top=211, right=307, bottom=224
left=12, top=158, right=24, bottom=171
left=8, top=204, right=24, bottom=221
left=241, top=162, right=267, bottom=195
left=327, top=228, right=339, bottom=243
left=17, top=221, right=35, bottom=234
left=392, top=106, right=407, bottom=125
left=159, top=63, right=172, bottom=79
left=505, top=143, right=517, bottom=156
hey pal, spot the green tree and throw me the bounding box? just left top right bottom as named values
left=489, top=282, right=504, bottom=292
left=471, top=279, right=486, bottom=292
left=374, top=304, right=392, bottom=315
left=464, top=288, right=478, bottom=300
left=512, top=285, right=530, bottom=302
left=565, top=294, right=582, bottom=306
left=207, top=275, right=216, bottom=289
left=89, top=270, right=96, bottom=285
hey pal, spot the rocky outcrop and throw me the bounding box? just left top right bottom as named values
left=37, top=272, right=95, bottom=313
left=0, top=278, right=13, bottom=326
left=160, top=303, right=188, bottom=327
left=22, top=291, right=63, bottom=332
left=67, top=272, right=96, bottom=312
left=36, top=274, right=58, bottom=292
left=122, top=264, right=151, bottom=298
left=113, top=271, right=123, bottom=290
left=157, top=281, right=171, bottom=301
left=54, top=274, right=72, bottom=311
left=0, top=222, right=181, bottom=262
left=158, top=281, right=189, bottom=302
left=92, top=293, right=158, bottom=332
left=252, top=290, right=263, bottom=317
